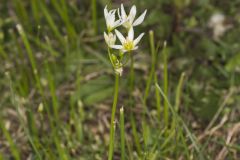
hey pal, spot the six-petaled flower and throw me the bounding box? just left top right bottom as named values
left=111, top=27, right=144, bottom=52
left=119, top=4, right=147, bottom=30
left=104, top=6, right=122, bottom=32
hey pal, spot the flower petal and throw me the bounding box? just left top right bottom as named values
left=110, top=45, right=123, bottom=50
left=109, top=10, right=116, bottom=22
left=133, top=33, right=144, bottom=46
left=111, top=11, right=116, bottom=22
left=115, top=29, right=125, bottom=44
left=128, top=27, right=134, bottom=41
left=133, top=10, right=147, bottom=26
left=129, top=5, right=137, bottom=23
left=104, top=32, right=108, bottom=42
left=133, top=46, right=139, bottom=50
left=121, top=4, right=127, bottom=19
left=113, top=19, right=121, bottom=28
left=104, top=6, right=108, bottom=19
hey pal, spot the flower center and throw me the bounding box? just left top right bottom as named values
left=123, top=40, right=134, bottom=51
left=107, top=25, right=113, bottom=32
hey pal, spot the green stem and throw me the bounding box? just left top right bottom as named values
left=91, top=0, right=97, bottom=34
left=7, top=73, right=42, bottom=160
left=143, top=31, right=156, bottom=111
left=120, top=107, right=125, bottom=160
left=108, top=47, right=114, bottom=67
left=17, top=24, right=43, bottom=96
left=163, top=42, right=168, bottom=127
left=154, top=73, right=161, bottom=119
left=129, top=55, right=141, bottom=155
left=144, top=31, right=155, bottom=98
left=130, top=112, right=141, bottom=154
left=108, top=73, right=120, bottom=160
left=130, top=54, right=134, bottom=92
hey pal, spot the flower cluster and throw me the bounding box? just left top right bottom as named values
left=104, top=4, right=147, bottom=75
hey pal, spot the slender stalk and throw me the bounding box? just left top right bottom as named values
left=144, top=31, right=156, bottom=104
left=143, top=31, right=158, bottom=115
left=154, top=73, right=161, bottom=119
left=0, top=153, right=3, bottom=160
left=129, top=54, right=134, bottom=92
left=6, top=73, right=42, bottom=160
left=126, top=137, right=134, bottom=160
left=46, top=63, right=59, bottom=122
left=205, top=88, right=234, bottom=131
left=39, top=1, right=64, bottom=45
left=129, top=54, right=141, bottom=155
left=130, top=112, right=141, bottom=154
left=108, top=47, right=114, bottom=67
left=163, top=42, right=168, bottom=127
left=0, top=121, right=20, bottom=160
left=155, top=83, right=205, bottom=160
left=120, top=107, right=125, bottom=160
left=16, top=24, right=43, bottom=97
left=51, top=0, right=76, bottom=40
left=108, top=73, right=120, bottom=160
left=142, top=31, right=158, bottom=150
left=91, top=0, right=97, bottom=34
left=31, top=0, right=40, bottom=24
left=171, top=72, right=185, bottom=152
left=13, top=0, right=29, bottom=30
left=175, top=72, right=185, bottom=112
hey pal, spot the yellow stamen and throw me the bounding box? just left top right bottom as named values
left=123, top=39, right=134, bottom=51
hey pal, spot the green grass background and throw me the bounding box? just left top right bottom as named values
left=0, top=0, right=240, bottom=159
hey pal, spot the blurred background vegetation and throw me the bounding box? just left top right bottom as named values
left=0, top=0, right=240, bottom=159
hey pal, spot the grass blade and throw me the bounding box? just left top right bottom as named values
left=91, top=0, right=97, bottom=34
left=155, top=83, right=205, bottom=160
left=120, top=107, right=125, bottom=160
left=0, top=120, right=21, bottom=160
left=163, top=41, right=169, bottom=127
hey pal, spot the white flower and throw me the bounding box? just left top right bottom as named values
left=111, top=27, right=144, bottom=52
left=208, top=13, right=225, bottom=28
left=104, top=6, right=122, bottom=32
left=104, top=32, right=116, bottom=46
left=119, top=4, right=147, bottom=29
left=208, top=13, right=232, bottom=40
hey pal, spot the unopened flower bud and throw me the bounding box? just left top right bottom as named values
left=104, top=32, right=116, bottom=46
